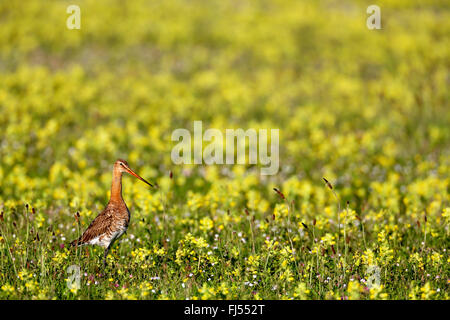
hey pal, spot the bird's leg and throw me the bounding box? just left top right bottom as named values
left=103, top=245, right=111, bottom=268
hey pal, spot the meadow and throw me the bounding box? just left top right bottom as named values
left=0, top=0, right=449, bottom=300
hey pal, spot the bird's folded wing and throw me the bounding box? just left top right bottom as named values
left=73, top=208, right=114, bottom=245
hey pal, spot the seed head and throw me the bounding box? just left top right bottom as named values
left=273, top=188, right=285, bottom=200
left=323, top=178, right=333, bottom=190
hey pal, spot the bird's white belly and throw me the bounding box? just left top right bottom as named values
left=88, top=226, right=128, bottom=248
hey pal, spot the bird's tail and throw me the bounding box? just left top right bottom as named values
left=70, top=238, right=84, bottom=247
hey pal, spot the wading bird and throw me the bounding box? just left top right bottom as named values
left=70, top=159, right=153, bottom=266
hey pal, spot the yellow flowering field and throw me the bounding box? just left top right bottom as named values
left=0, top=0, right=449, bottom=300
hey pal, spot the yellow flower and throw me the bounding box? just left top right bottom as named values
left=321, top=233, right=336, bottom=246
left=1, top=284, right=15, bottom=294
left=199, top=217, right=214, bottom=232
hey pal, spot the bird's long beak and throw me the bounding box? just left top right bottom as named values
left=123, top=165, right=153, bottom=187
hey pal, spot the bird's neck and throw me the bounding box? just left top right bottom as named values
left=110, top=171, right=123, bottom=202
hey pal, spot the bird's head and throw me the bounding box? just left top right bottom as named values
left=115, top=159, right=153, bottom=187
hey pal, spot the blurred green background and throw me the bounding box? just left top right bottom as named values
left=0, top=0, right=448, bottom=203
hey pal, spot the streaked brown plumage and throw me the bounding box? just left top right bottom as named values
left=70, top=159, right=153, bottom=266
